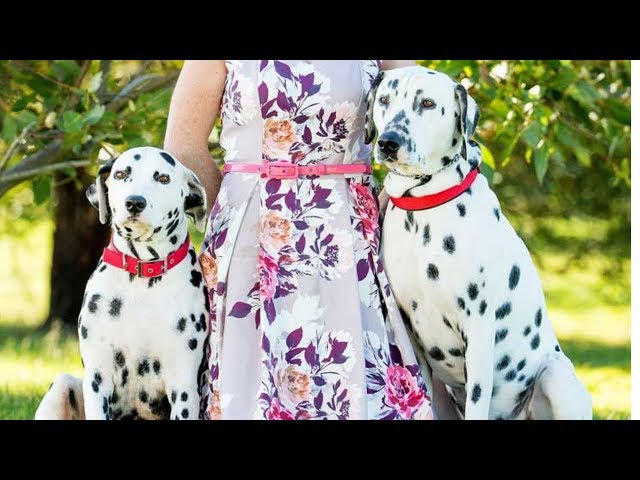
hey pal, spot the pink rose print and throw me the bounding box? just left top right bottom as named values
left=259, top=248, right=279, bottom=300
left=263, top=118, right=299, bottom=159
left=260, top=211, right=292, bottom=253
left=351, top=182, right=379, bottom=239
left=384, top=366, right=426, bottom=419
left=266, top=398, right=295, bottom=420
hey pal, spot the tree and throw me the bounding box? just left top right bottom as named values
left=0, top=60, right=182, bottom=327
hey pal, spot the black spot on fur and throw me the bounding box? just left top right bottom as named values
left=153, top=226, right=162, bottom=233
left=99, top=264, right=107, bottom=272
left=456, top=164, right=463, bottom=181
left=505, top=370, right=517, bottom=381
left=114, top=351, right=125, bottom=368
left=137, top=359, right=150, bottom=376
left=492, top=385, right=499, bottom=397
left=69, top=389, right=77, bottom=411
left=109, top=297, right=122, bottom=317
left=422, top=224, right=431, bottom=245
left=87, top=294, right=101, bottom=313
left=443, top=235, right=456, bottom=253
left=466, top=309, right=471, bottom=316
left=188, top=338, right=198, bottom=350
left=446, top=362, right=454, bottom=368
left=555, top=345, right=561, bottom=352
left=523, top=325, right=532, bottom=336
left=190, top=270, right=202, bottom=288
left=471, top=384, right=482, bottom=403
left=80, top=326, right=88, bottom=339
left=411, top=301, right=418, bottom=311
left=102, top=397, right=108, bottom=415
left=139, top=390, right=149, bottom=403
left=452, top=137, right=458, bottom=147
left=441, top=156, right=454, bottom=167
left=160, top=152, right=176, bottom=166
left=457, top=203, right=466, bottom=217
left=535, top=308, right=542, bottom=327
left=134, top=154, right=141, bottom=160
left=518, top=374, right=526, bottom=382
left=181, top=408, right=189, bottom=419
left=517, top=359, right=526, bottom=371
left=497, top=355, right=511, bottom=370
left=121, top=367, right=129, bottom=387
left=203, top=286, right=210, bottom=312
left=427, top=263, right=439, bottom=280
left=428, top=346, right=446, bottom=361
left=467, top=283, right=478, bottom=300
left=92, top=381, right=99, bottom=393
left=147, top=246, right=159, bottom=260
left=153, top=360, right=161, bottom=374
left=448, top=348, right=463, bottom=357
left=177, top=317, right=186, bottom=332
left=457, top=297, right=466, bottom=310
left=171, top=390, right=177, bottom=403
left=479, top=300, right=487, bottom=315
left=181, top=392, right=188, bottom=402
left=442, top=316, right=453, bottom=330
left=509, top=265, right=520, bottom=290
left=148, top=276, right=162, bottom=288
left=494, top=208, right=500, bottom=221
left=525, top=377, right=534, bottom=387
left=531, top=334, right=540, bottom=350
left=188, top=249, right=197, bottom=266
left=495, top=302, right=512, bottom=320
left=110, top=391, right=120, bottom=404
left=495, top=328, right=509, bottom=344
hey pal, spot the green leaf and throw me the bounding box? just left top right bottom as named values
left=534, top=144, right=549, bottom=184
left=574, top=146, right=591, bottom=167
left=520, top=122, right=542, bottom=148
left=59, top=111, right=84, bottom=134
left=14, top=110, right=38, bottom=130
left=549, top=67, right=577, bottom=91
left=52, top=60, right=80, bottom=82
left=61, top=167, right=77, bottom=178
left=33, top=176, right=51, bottom=204
left=604, top=99, right=631, bottom=125
left=88, top=71, right=103, bottom=93
left=479, top=142, right=496, bottom=169
left=84, top=105, right=105, bottom=126
left=11, top=92, right=37, bottom=111
left=1, top=114, right=17, bottom=141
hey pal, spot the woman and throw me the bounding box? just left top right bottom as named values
left=164, top=60, right=434, bottom=420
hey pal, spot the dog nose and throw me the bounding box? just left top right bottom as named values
left=125, top=195, right=146, bottom=214
left=377, top=132, right=403, bottom=157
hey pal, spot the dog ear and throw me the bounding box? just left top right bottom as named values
left=183, top=168, right=207, bottom=232
left=454, top=83, right=480, bottom=141
left=86, top=157, right=116, bottom=224
left=364, top=71, right=386, bottom=145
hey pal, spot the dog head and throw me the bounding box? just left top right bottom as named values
left=365, top=66, right=479, bottom=176
left=86, top=147, right=207, bottom=240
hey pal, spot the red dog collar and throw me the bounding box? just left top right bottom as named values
left=102, top=235, right=191, bottom=278
left=389, top=168, right=479, bottom=211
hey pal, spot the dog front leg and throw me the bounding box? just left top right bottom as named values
left=82, top=366, right=113, bottom=420
left=463, top=321, right=495, bottom=420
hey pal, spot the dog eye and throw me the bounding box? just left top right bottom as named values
left=379, top=95, right=389, bottom=105
left=157, top=174, right=170, bottom=184
left=113, top=170, right=128, bottom=180
left=422, top=99, right=436, bottom=109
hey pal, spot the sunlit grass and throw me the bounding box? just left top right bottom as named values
left=0, top=213, right=630, bottom=420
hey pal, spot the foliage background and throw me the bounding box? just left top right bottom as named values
left=0, top=60, right=630, bottom=419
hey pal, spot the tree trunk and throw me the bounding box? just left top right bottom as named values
left=45, top=171, right=109, bottom=329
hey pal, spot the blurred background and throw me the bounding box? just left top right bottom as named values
left=0, top=60, right=630, bottom=419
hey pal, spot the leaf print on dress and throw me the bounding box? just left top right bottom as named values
left=256, top=294, right=361, bottom=420
left=221, top=61, right=257, bottom=126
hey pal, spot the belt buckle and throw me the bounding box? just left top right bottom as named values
left=263, top=161, right=299, bottom=179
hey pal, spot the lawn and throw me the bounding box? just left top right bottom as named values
left=0, top=214, right=630, bottom=420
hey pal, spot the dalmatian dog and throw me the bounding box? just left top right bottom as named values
left=35, top=147, right=209, bottom=420
left=366, top=66, right=592, bottom=420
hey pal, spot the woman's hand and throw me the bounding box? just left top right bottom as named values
left=164, top=60, right=227, bottom=216
left=380, top=60, right=416, bottom=70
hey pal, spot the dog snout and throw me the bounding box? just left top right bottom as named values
left=377, top=132, right=403, bottom=158
left=125, top=195, right=147, bottom=215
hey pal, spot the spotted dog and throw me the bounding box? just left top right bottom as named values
left=35, top=147, right=209, bottom=420
left=366, top=66, right=592, bottom=420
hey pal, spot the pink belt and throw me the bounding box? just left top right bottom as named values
left=223, top=160, right=372, bottom=179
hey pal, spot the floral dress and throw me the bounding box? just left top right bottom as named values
left=198, top=60, right=433, bottom=420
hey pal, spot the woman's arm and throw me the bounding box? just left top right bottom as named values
left=164, top=60, right=227, bottom=215
left=380, top=60, right=416, bottom=70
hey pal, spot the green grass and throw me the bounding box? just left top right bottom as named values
left=0, top=214, right=630, bottom=420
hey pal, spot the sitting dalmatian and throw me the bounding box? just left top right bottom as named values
left=366, top=66, right=592, bottom=420
left=35, top=147, right=209, bottom=420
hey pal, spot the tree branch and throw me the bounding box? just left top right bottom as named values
left=0, top=121, right=36, bottom=173
left=1, top=160, right=91, bottom=184
left=0, top=139, right=64, bottom=196
left=106, top=71, right=179, bottom=112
